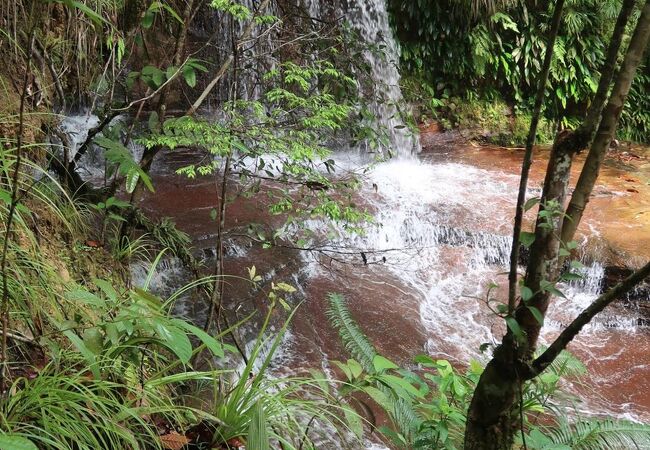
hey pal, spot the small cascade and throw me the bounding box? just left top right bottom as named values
left=344, top=0, right=419, bottom=156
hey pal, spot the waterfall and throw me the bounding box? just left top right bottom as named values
left=301, top=0, right=419, bottom=156
left=345, top=0, right=419, bottom=156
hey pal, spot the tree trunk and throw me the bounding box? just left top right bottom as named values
left=507, top=0, right=566, bottom=313
left=516, top=135, right=579, bottom=352
left=579, top=0, right=637, bottom=139
left=561, top=0, right=650, bottom=244
left=465, top=2, right=566, bottom=447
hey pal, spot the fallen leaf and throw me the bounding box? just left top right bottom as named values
left=226, top=437, right=245, bottom=448
left=160, top=432, right=190, bottom=450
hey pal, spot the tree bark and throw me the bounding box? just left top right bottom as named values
left=561, top=0, right=650, bottom=244
left=530, top=259, right=650, bottom=376
left=579, top=0, right=637, bottom=139
left=465, top=3, right=566, bottom=448
left=517, top=134, right=579, bottom=352
left=507, top=0, right=566, bottom=314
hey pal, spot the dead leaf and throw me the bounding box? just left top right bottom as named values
left=160, top=431, right=190, bottom=450
left=226, top=437, right=245, bottom=448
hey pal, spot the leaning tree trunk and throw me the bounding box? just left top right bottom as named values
left=561, top=0, right=650, bottom=244
left=465, top=4, right=650, bottom=449
left=464, top=2, right=566, bottom=449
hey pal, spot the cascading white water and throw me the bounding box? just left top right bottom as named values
left=344, top=0, right=419, bottom=156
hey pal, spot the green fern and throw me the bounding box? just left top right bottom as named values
left=541, top=418, right=650, bottom=450
left=326, top=293, right=377, bottom=371
left=326, top=293, right=423, bottom=443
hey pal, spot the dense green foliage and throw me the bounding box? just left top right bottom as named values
left=327, top=293, right=650, bottom=450
left=390, top=0, right=650, bottom=142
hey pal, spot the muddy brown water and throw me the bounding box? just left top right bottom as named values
left=137, top=130, right=650, bottom=427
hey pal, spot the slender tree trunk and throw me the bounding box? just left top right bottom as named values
left=465, top=3, right=566, bottom=448
left=561, top=0, right=650, bottom=244
left=466, top=4, right=650, bottom=449
left=507, top=0, right=566, bottom=314
left=580, top=0, right=637, bottom=139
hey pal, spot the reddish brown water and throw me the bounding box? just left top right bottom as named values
left=138, top=130, right=650, bottom=425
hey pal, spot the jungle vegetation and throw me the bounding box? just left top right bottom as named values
left=0, top=0, right=649, bottom=449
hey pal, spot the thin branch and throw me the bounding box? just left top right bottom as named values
left=530, top=260, right=650, bottom=378
left=507, top=0, right=565, bottom=313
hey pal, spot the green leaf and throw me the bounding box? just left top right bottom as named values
left=540, top=280, right=567, bottom=298
left=347, top=358, right=363, bottom=379
left=125, top=170, right=140, bottom=194
left=566, top=240, right=578, bottom=250
left=527, top=306, right=544, bottom=325
left=521, top=286, right=533, bottom=302
left=63, top=0, right=110, bottom=26
left=82, top=328, right=104, bottom=355
left=342, top=405, right=363, bottom=438
left=66, top=289, right=105, bottom=307
left=183, top=65, right=196, bottom=88
left=247, top=400, right=270, bottom=450
left=570, top=260, right=586, bottom=270
left=560, top=272, right=583, bottom=281
left=520, top=231, right=535, bottom=248
left=148, top=111, right=159, bottom=132
left=373, top=355, right=399, bottom=372
left=0, top=434, right=38, bottom=450
left=141, top=10, right=154, bottom=28
left=94, top=279, right=119, bottom=302
left=62, top=328, right=99, bottom=378
left=362, top=386, right=390, bottom=410
left=155, top=322, right=192, bottom=364
left=377, top=374, right=424, bottom=398
left=333, top=360, right=352, bottom=381
left=505, top=317, right=524, bottom=341
left=524, top=197, right=540, bottom=211
left=172, top=319, right=224, bottom=358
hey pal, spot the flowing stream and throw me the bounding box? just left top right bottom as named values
left=60, top=0, right=650, bottom=443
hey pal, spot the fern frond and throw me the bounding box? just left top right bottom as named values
left=546, top=418, right=650, bottom=449
left=326, top=293, right=424, bottom=442
left=326, top=293, right=377, bottom=371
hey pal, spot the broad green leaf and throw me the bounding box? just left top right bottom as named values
left=560, top=272, right=583, bottom=281
left=524, top=197, right=540, bottom=211
left=521, top=286, right=533, bottom=302
left=94, top=278, right=119, bottom=302
left=362, top=386, right=390, bottom=410
left=373, top=354, right=398, bottom=372
left=347, top=358, right=363, bottom=379
left=62, top=328, right=99, bottom=378
left=342, top=405, right=363, bottom=438
left=520, top=231, right=535, bottom=248
left=141, top=10, right=154, bottom=28
left=0, top=434, right=38, bottom=450
left=183, top=66, right=196, bottom=87
left=155, top=322, right=192, bottom=364
left=527, top=306, right=544, bottom=325
left=377, top=374, right=424, bottom=398
left=172, top=319, right=224, bottom=358
left=66, top=289, right=105, bottom=307
left=332, top=360, right=352, bottom=381
left=82, top=327, right=104, bottom=355
left=505, top=317, right=524, bottom=342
